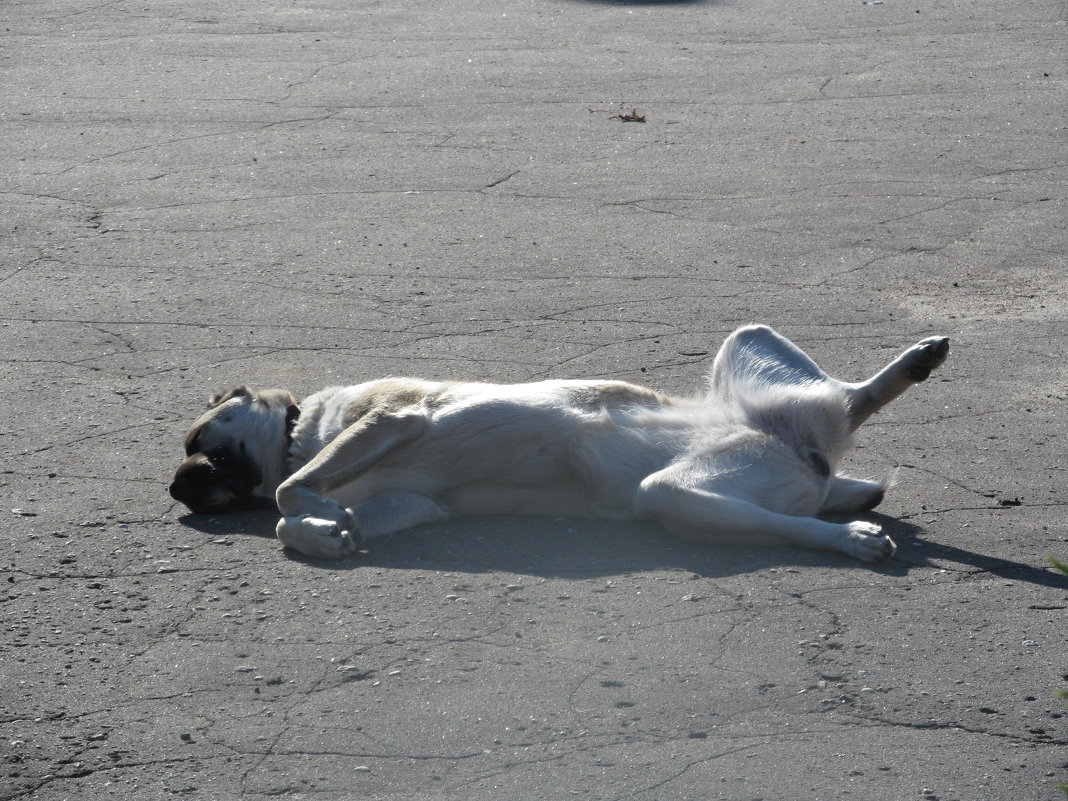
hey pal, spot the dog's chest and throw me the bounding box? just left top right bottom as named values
left=286, top=387, right=356, bottom=471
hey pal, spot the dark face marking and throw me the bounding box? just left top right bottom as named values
left=173, top=386, right=298, bottom=514
left=169, top=445, right=263, bottom=513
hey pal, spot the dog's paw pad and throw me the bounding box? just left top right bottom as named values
left=905, top=337, right=950, bottom=382
left=845, top=521, right=896, bottom=563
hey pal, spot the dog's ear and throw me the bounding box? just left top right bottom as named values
left=208, top=386, right=252, bottom=408
left=184, top=422, right=204, bottom=456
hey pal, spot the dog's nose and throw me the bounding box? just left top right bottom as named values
left=169, top=450, right=261, bottom=514
left=169, top=453, right=212, bottom=508
left=169, top=473, right=215, bottom=513
left=169, top=476, right=193, bottom=506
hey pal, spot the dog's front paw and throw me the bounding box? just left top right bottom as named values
left=904, top=336, right=949, bottom=382
left=276, top=512, right=364, bottom=559
left=843, top=521, right=896, bottom=563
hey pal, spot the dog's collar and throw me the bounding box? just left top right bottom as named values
left=285, top=403, right=301, bottom=442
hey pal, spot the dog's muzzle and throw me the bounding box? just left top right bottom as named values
left=169, top=449, right=263, bottom=513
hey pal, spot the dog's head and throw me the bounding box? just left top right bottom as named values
left=170, top=386, right=299, bottom=513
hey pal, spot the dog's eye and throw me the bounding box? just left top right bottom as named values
left=238, top=442, right=247, bottom=453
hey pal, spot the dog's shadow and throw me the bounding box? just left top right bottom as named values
left=884, top=517, right=1068, bottom=589
left=177, top=510, right=1068, bottom=588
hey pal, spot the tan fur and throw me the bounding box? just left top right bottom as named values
left=170, top=325, right=949, bottom=563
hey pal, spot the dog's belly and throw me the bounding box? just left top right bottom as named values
left=443, top=481, right=605, bottom=518
left=411, top=393, right=586, bottom=480
left=319, top=380, right=680, bottom=515
left=322, top=407, right=582, bottom=511
left=685, top=431, right=829, bottom=517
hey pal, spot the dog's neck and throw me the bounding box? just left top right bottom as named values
left=272, top=402, right=302, bottom=486
left=251, top=399, right=302, bottom=500
left=285, top=403, right=301, bottom=443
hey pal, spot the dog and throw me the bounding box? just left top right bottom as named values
left=170, top=325, right=949, bottom=562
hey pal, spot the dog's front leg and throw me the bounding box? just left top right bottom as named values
left=275, top=410, right=427, bottom=558
left=275, top=513, right=362, bottom=559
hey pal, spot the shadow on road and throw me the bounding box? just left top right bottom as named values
left=567, top=0, right=715, bottom=6
left=178, top=509, right=1067, bottom=589
left=892, top=540, right=1068, bottom=590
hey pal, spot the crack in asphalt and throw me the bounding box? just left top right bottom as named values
left=843, top=708, right=1068, bottom=747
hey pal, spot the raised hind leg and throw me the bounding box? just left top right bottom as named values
left=843, top=337, right=949, bottom=432
left=708, top=324, right=833, bottom=402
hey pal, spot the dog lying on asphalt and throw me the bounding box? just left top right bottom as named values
left=170, top=325, right=948, bottom=562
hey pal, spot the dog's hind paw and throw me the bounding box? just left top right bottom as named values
left=276, top=512, right=364, bottom=559
left=844, top=521, right=896, bottom=563
left=904, top=336, right=949, bottom=382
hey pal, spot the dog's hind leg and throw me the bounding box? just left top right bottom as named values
left=636, top=471, right=896, bottom=562
left=709, top=324, right=833, bottom=400
left=819, top=475, right=886, bottom=514
left=843, top=336, right=949, bottom=431
left=274, top=410, right=428, bottom=558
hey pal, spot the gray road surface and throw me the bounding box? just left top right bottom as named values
left=2, top=0, right=1066, bottom=799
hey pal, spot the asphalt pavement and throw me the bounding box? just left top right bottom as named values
left=2, top=0, right=1066, bottom=799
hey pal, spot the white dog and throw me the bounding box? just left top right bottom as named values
left=170, top=325, right=949, bottom=562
